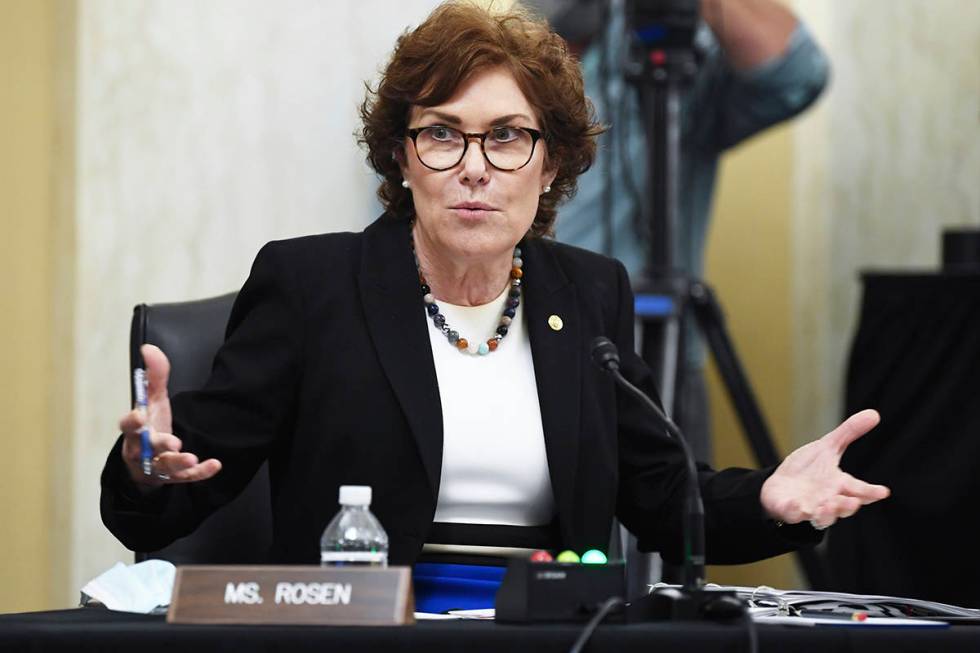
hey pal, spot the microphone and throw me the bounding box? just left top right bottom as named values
left=592, top=336, right=754, bottom=620
left=590, top=336, right=705, bottom=591
left=591, top=337, right=747, bottom=621
left=591, top=340, right=749, bottom=623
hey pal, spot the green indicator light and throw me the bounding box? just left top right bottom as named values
left=555, top=550, right=581, bottom=564
left=581, top=549, right=607, bottom=564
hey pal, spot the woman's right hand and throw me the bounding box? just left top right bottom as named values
left=118, top=344, right=222, bottom=488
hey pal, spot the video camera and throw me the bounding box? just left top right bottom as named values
left=626, top=0, right=700, bottom=51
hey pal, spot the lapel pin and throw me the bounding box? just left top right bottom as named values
left=548, top=315, right=564, bottom=331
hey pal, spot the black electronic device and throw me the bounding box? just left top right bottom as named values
left=495, top=559, right=626, bottom=623
left=943, top=228, right=980, bottom=271
left=627, top=0, right=700, bottom=52
left=627, top=586, right=743, bottom=621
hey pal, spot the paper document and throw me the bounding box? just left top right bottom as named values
left=651, top=582, right=980, bottom=621
left=415, top=608, right=495, bottom=620
left=80, top=560, right=176, bottom=614
left=754, top=615, right=948, bottom=628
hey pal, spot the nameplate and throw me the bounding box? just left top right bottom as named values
left=167, top=565, right=414, bottom=626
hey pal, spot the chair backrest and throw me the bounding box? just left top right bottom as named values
left=130, top=292, right=273, bottom=564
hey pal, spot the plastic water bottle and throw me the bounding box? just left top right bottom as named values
left=320, top=485, right=389, bottom=567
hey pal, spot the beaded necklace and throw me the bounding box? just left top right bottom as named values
left=411, top=231, right=523, bottom=356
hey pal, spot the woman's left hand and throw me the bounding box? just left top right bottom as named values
left=760, top=409, right=891, bottom=530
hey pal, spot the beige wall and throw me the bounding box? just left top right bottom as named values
left=704, top=125, right=798, bottom=588
left=0, top=0, right=56, bottom=613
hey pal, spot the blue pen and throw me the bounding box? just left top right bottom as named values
left=133, top=368, right=153, bottom=475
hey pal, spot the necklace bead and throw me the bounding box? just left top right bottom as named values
left=412, top=227, right=522, bottom=356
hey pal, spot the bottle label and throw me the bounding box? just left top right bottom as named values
left=320, top=551, right=388, bottom=566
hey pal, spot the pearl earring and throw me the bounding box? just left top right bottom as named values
left=401, top=180, right=410, bottom=189
left=542, top=185, right=551, bottom=194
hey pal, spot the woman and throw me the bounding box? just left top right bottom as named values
left=102, top=2, right=888, bottom=612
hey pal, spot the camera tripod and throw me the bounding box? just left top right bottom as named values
left=612, top=0, right=829, bottom=595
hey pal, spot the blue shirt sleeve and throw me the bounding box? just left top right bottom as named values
left=688, top=23, right=831, bottom=152
left=555, top=17, right=831, bottom=287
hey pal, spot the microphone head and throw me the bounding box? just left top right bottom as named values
left=590, top=336, right=620, bottom=372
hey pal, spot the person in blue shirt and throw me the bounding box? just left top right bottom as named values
left=539, top=0, right=830, bottom=460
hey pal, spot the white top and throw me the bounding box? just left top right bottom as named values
left=426, top=286, right=556, bottom=526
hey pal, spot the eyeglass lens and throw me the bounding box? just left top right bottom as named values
left=415, top=126, right=534, bottom=170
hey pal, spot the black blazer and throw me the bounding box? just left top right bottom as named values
left=101, top=215, right=815, bottom=565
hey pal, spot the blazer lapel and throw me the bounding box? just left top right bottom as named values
left=522, top=238, right=582, bottom=544
left=358, top=216, right=444, bottom=498
left=356, top=220, right=584, bottom=535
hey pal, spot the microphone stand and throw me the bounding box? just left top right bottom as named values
left=592, top=337, right=744, bottom=621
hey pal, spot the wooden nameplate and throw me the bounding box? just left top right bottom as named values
left=167, top=565, right=414, bottom=626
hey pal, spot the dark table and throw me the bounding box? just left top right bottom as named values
left=1, top=609, right=979, bottom=652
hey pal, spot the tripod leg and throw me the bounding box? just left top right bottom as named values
left=639, top=313, right=682, bottom=419
left=688, top=281, right=830, bottom=589
left=689, top=282, right=780, bottom=467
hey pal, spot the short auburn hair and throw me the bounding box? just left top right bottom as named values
left=359, top=1, right=603, bottom=238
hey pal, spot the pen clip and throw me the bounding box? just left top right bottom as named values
left=133, top=368, right=148, bottom=409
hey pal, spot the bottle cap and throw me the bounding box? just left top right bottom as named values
left=338, top=485, right=372, bottom=506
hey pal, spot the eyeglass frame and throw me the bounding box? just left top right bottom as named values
left=404, top=125, right=544, bottom=172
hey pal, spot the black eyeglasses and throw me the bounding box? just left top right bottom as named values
left=405, top=125, right=544, bottom=172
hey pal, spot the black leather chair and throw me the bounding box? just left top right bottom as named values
left=130, top=293, right=273, bottom=564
